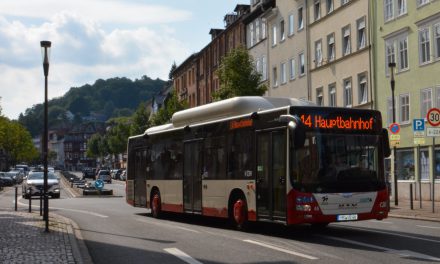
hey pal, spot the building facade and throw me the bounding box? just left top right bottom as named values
left=373, top=0, right=440, bottom=200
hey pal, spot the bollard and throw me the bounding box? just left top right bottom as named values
left=410, top=183, right=413, bottom=210
left=15, top=186, right=18, bottom=211
left=28, top=188, right=32, bottom=213
left=40, top=193, right=43, bottom=216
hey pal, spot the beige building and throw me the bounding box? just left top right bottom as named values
left=265, top=0, right=309, bottom=100
left=308, top=0, right=373, bottom=109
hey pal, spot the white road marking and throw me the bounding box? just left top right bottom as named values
left=318, top=235, right=440, bottom=262
left=243, top=239, right=319, bottom=260
left=368, top=220, right=393, bottom=224
left=416, top=225, right=440, bottom=230
left=164, top=248, right=203, bottom=264
left=336, top=225, right=440, bottom=244
left=15, top=198, right=108, bottom=218
left=135, top=218, right=200, bottom=233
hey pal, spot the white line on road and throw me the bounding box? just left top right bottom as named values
left=164, top=248, right=203, bottom=264
left=317, top=235, right=440, bottom=262
left=243, top=239, right=319, bottom=260
left=416, top=225, right=440, bottom=230
left=336, top=225, right=440, bottom=244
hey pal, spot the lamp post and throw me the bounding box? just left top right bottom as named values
left=40, top=40, right=51, bottom=232
left=389, top=62, right=398, bottom=206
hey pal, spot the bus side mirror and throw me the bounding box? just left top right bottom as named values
left=279, top=115, right=305, bottom=148
left=382, top=129, right=391, bottom=158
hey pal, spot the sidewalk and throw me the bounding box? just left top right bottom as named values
left=0, top=208, right=92, bottom=264
left=389, top=199, right=440, bottom=222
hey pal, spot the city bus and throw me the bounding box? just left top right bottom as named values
left=126, top=96, right=391, bottom=228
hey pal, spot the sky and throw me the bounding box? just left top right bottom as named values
left=0, top=0, right=245, bottom=120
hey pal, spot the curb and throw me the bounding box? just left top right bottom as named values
left=388, top=213, right=440, bottom=223
left=54, top=212, right=94, bottom=264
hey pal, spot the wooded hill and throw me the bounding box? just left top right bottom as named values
left=18, top=76, right=166, bottom=137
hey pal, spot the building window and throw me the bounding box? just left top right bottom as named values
left=272, top=24, right=277, bottom=46
left=435, top=23, right=440, bottom=59
left=298, top=7, right=304, bottom=31
left=280, top=20, right=285, bottom=42
left=256, top=19, right=260, bottom=43
left=315, top=40, right=323, bottom=67
left=299, top=53, right=305, bottom=76
left=398, top=36, right=409, bottom=71
left=358, top=74, right=368, bottom=104
left=436, top=86, right=440, bottom=108
left=343, top=78, right=352, bottom=107
left=397, top=0, right=407, bottom=16
left=281, top=62, right=287, bottom=84
left=316, top=87, right=324, bottom=106
left=262, top=18, right=267, bottom=39
left=288, top=13, right=294, bottom=36
left=417, top=0, right=430, bottom=7
left=327, top=0, right=334, bottom=14
left=289, top=58, right=296, bottom=80
left=327, top=33, right=335, bottom=62
left=249, top=23, right=254, bottom=47
left=421, top=88, right=432, bottom=119
left=272, top=66, right=278, bottom=87
left=419, top=27, right=431, bottom=64
left=384, top=0, right=394, bottom=21
left=341, top=0, right=350, bottom=5
left=396, top=149, right=415, bottom=180
left=387, top=98, right=393, bottom=125
left=314, top=0, right=321, bottom=21
left=357, top=17, right=366, bottom=50
left=386, top=40, right=395, bottom=74
left=329, top=83, right=336, bottom=107
left=262, top=56, right=267, bottom=81
left=342, top=26, right=351, bottom=56
left=399, top=93, right=410, bottom=123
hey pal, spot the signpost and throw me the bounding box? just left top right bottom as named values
left=413, top=118, right=425, bottom=208
left=389, top=123, right=401, bottom=147
left=426, top=108, right=439, bottom=213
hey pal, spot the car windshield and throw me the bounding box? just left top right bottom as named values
left=27, top=172, right=58, bottom=180
left=291, top=133, right=385, bottom=193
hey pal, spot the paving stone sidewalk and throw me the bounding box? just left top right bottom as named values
left=389, top=199, right=440, bottom=222
left=0, top=209, right=85, bottom=264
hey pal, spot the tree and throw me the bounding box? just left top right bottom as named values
left=213, top=46, right=267, bottom=100
left=130, top=102, right=150, bottom=135
left=0, top=96, right=2, bottom=116
left=150, top=90, right=187, bottom=126
left=169, top=61, right=177, bottom=81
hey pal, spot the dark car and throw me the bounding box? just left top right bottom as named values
left=96, top=170, right=112, bottom=183
left=0, top=172, right=14, bottom=186
left=82, top=168, right=96, bottom=179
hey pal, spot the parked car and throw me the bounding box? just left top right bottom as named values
left=119, top=170, right=126, bottom=181
left=15, top=164, right=30, bottom=176
left=0, top=172, right=14, bottom=186
left=82, top=168, right=96, bottom=179
left=7, top=170, right=24, bottom=184
left=96, top=170, right=112, bottom=183
left=110, top=169, right=123, bottom=180
left=22, top=170, right=60, bottom=199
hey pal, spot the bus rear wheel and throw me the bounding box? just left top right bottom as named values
left=231, top=198, right=248, bottom=230
left=151, top=191, right=161, bottom=218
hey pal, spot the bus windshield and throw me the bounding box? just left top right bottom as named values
left=291, top=133, right=385, bottom=193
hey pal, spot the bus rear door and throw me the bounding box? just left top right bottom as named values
left=256, top=129, right=287, bottom=222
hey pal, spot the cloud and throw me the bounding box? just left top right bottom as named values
left=0, top=9, right=191, bottom=120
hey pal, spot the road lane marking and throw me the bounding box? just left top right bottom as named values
left=15, top=198, right=108, bottom=218
left=243, top=239, right=318, bottom=260
left=135, top=218, right=200, bottom=233
left=317, top=235, right=440, bottom=262
left=164, top=248, right=203, bottom=264
left=336, top=225, right=440, bottom=244
left=416, top=225, right=440, bottom=230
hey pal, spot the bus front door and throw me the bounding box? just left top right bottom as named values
left=183, top=140, right=203, bottom=213
left=134, top=149, right=147, bottom=207
left=256, top=129, right=287, bottom=222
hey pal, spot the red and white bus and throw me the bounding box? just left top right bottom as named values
left=126, top=97, right=391, bottom=228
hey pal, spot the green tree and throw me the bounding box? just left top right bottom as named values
left=107, top=121, right=131, bottom=155
left=169, top=61, right=177, bottom=80
left=86, top=134, right=102, bottom=158
left=150, top=90, right=187, bottom=126
left=130, top=102, right=150, bottom=135
left=213, top=46, right=267, bottom=100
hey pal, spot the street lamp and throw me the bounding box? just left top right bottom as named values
left=389, top=62, right=398, bottom=206
left=40, top=40, right=51, bottom=232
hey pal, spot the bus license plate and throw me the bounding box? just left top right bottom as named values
left=337, top=214, right=358, bottom=221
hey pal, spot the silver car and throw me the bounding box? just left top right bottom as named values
left=22, top=171, right=60, bottom=199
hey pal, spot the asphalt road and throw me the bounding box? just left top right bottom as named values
left=2, top=174, right=440, bottom=264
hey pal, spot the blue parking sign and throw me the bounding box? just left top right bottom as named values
left=413, top=119, right=425, bottom=131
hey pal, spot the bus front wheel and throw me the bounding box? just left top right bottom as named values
left=151, top=191, right=161, bottom=218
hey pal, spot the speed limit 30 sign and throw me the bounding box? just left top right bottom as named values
left=427, top=108, right=440, bottom=126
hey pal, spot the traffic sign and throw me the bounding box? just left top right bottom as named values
left=389, top=123, right=400, bottom=134
left=427, top=127, right=440, bottom=137
left=95, top=179, right=105, bottom=190
left=427, top=108, right=440, bottom=126
left=390, top=134, right=400, bottom=140
left=413, top=119, right=425, bottom=131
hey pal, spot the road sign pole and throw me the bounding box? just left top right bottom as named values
left=433, top=137, right=436, bottom=213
